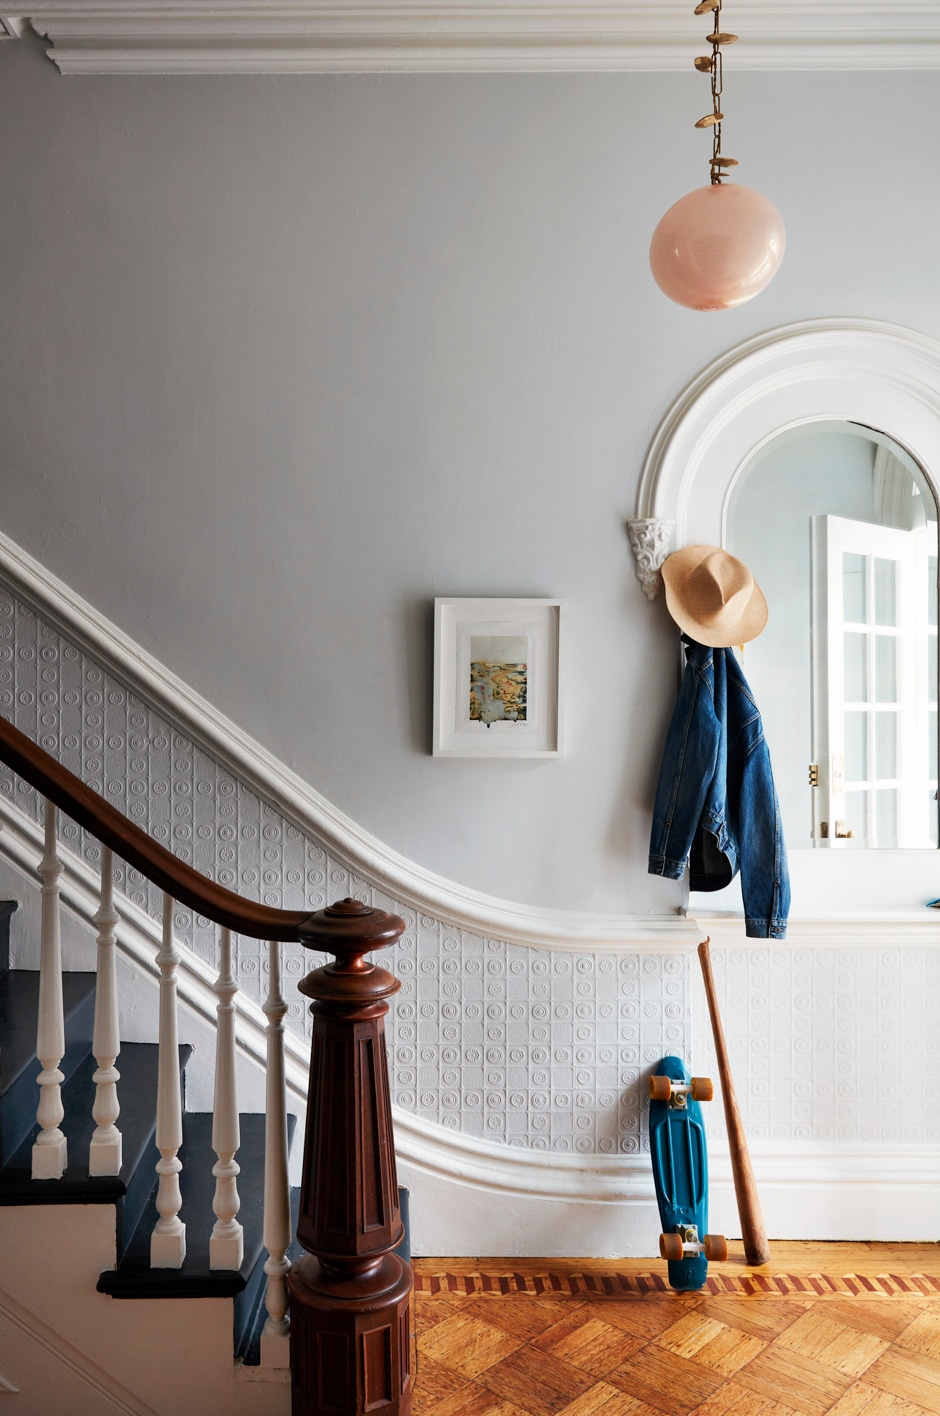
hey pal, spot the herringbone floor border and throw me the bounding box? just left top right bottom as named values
left=413, top=1271, right=940, bottom=1299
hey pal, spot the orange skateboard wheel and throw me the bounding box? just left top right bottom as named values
left=704, top=1234, right=728, bottom=1262
left=649, top=1075, right=672, bottom=1101
left=660, top=1232, right=684, bottom=1262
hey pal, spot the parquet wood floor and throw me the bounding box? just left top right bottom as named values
left=412, top=1247, right=940, bottom=1416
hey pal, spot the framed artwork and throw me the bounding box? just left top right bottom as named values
left=433, top=598, right=565, bottom=757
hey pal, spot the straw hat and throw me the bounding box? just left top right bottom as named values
left=661, top=545, right=767, bottom=647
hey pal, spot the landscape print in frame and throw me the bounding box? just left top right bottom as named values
left=433, top=599, right=565, bottom=757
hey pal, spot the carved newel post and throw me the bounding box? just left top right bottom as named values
left=289, top=898, right=413, bottom=1416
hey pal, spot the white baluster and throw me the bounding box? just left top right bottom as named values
left=150, top=895, right=186, bottom=1268
left=261, top=939, right=291, bottom=1368
left=32, top=800, right=67, bottom=1179
left=89, top=846, right=122, bottom=1176
left=209, top=926, right=243, bottom=1269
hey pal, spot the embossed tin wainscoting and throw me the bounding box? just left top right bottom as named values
left=0, top=526, right=937, bottom=1254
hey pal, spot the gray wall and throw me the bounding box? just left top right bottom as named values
left=2, top=35, right=940, bottom=913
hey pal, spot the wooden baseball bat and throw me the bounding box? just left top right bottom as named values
left=697, top=937, right=771, bottom=1267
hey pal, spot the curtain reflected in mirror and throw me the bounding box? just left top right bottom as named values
left=727, top=422, right=939, bottom=850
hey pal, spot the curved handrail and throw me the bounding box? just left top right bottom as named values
left=0, top=715, right=314, bottom=941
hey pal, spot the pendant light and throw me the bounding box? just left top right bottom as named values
left=650, top=0, right=785, bottom=311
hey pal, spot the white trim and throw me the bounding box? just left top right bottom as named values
left=0, top=1281, right=159, bottom=1415
left=6, top=4, right=940, bottom=74
left=635, top=318, right=940, bottom=532
left=400, top=1138, right=940, bottom=1253
left=691, top=910, right=940, bottom=948
left=0, top=523, right=698, bottom=953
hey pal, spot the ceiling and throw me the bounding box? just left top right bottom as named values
left=2, top=2, right=940, bottom=75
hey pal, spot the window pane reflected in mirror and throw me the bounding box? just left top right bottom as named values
left=845, top=711, right=867, bottom=782
left=843, top=552, right=867, bottom=623
left=874, top=557, right=898, bottom=627
left=875, top=712, right=898, bottom=780
left=874, top=635, right=898, bottom=703
left=844, top=632, right=868, bottom=702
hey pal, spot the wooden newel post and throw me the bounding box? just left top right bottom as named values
left=289, top=898, right=413, bottom=1416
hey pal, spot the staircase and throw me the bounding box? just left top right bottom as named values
left=0, top=899, right=303, bottom=1401
left=0, top=712, right=414, bottom=1415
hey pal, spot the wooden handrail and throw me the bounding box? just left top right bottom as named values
left=0, top=715, right=314, bottom=941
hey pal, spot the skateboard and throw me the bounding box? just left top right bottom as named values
left=648, top=1055, right=727, bottom=1291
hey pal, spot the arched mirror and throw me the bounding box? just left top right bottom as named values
left=726, top=422, right=939, bottom=850
left=630, top=319, right=940, bottom=914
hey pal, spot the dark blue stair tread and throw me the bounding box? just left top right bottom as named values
left=0, top=1043, right=191, bottom=1206
left=0, top=969, right=98, bottom=1166
left=0, top=969, right=97, bottom=1098
left=99, top=1110, right=270, bottom=1299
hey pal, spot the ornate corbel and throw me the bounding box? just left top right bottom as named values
left=626, top=518, right=674, bottom=601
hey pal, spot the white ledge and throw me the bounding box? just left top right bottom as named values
left=691, top=910, right=940, bottom=947
left=7, top=4, right=940, bottom=74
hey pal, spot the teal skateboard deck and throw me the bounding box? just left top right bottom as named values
left=648, top=1055, right=726, bottom=1291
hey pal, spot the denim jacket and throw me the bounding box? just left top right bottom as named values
left=648, top=638, right=790, bottom=939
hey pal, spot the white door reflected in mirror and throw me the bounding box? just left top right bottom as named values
left=726, top=422, right=939, bottom=850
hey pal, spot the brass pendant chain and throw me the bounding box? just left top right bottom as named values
left=693, top=0, right=738, bottom=185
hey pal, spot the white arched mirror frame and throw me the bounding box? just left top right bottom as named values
left=628, top=317, right=940, bottom=926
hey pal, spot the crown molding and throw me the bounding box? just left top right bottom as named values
left=5, top=4, right=940, bottom=75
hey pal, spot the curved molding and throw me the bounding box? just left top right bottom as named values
left=1, top=786, right=937, bottom=1215
left=0, top=790, right=648, bottom=1200
left=9, top=4, right=940, bottom=74
left=0, top=523, right=697, bottom=951
left=636, top=317, right=940, bottom=538
left=398, top=1107, right=652, bottom=1200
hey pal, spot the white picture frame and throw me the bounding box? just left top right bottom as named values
left=433, top=598, right=565, bottom=758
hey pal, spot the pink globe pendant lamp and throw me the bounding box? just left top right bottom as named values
left=650, top=183, right=785, bottom=311
left=651, top=0, right=785, bottom=311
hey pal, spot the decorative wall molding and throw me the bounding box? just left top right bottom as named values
left=1, top=789, right=938, bottom=1243
left=625, top=517, right=674, bottom=601
left=0, top=1281, right=157, bottom=1415
left=7, top=3, right=940, bottom=75
left=635, top=317, right=940, bottom=534
left=0, top=524, right=697, bottom=954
